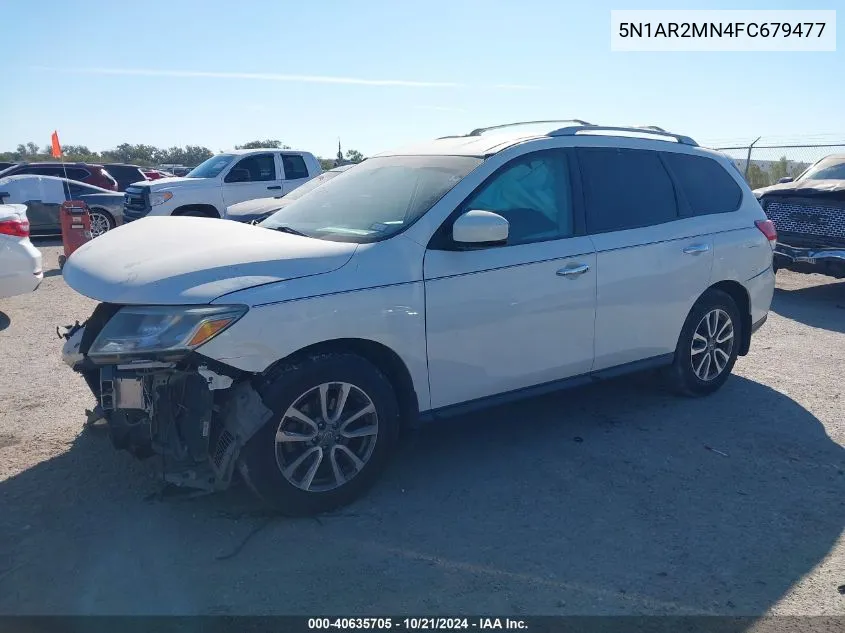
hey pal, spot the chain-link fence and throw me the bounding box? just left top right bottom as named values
left=709, top=137, right=845, bottom=190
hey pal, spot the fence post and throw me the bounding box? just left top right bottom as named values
left=744, top=137, right=761, bottom=178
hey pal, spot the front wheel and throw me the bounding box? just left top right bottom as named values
left=665, top=289, right=741, bottom=397
left=238, top=353, right=400, bottom=516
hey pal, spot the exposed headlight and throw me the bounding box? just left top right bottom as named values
left=88, top=305, right=247, bottom=361
left=150, top=191, right=173, bottom=207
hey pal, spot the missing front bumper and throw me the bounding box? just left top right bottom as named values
left=61, top=322, right=273, bottom=491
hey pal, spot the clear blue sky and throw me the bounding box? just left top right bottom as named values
left=3, top=0, right=843, bottom=158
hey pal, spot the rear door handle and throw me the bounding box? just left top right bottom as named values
left=683, top=244, right=711, bottom=255
left=267, top=185, right=282, bottom=190
left=556, top=263, right=590, bottom=278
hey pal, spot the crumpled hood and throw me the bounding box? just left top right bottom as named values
left=63, top=216, right=357, bottom=305
left=754, top=179, right=845, bottom=198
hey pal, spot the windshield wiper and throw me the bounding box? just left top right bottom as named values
left=266, top=224, right=308, bottom=237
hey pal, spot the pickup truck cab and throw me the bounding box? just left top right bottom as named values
left=123, top=149, right=321, bottom=221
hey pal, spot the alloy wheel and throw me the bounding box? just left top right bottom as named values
left=690, top=308, right=734, bottom=381
left=274, top=382, right=379, bottom=492
left=89, top=212, right=112, bottom=238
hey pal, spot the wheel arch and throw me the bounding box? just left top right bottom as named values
left=702, top=280, right=752, bottom=356
left=172, top=204, right=220, bottom=218
left=260, top=338, right=420, bottom=428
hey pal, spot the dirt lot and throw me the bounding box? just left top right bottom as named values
left=0, top=241, right=843, bottom=616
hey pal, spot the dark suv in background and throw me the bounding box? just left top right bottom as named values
left=102, top=164, right=149, bottom=191
left=0, top=162, right=118, bottom=191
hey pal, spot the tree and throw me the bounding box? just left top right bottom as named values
left=26, top=142, right=39, bottom=156
left=318, top=157, right=336, bottom=171
left=61, top=145, right=94, bottom=158
left=235, top=139, right=290, bottom=150
left=345, top=149, right=365, bottom=163
left=181, top=145, right=214, bottom=166
left=746, top=162, right=771, bottom=190
left=769, top=156, right=790, bottom=183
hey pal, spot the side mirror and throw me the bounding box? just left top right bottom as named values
left=777, top=176, right=794, bottom=184
left=452, top=210, right=509, bottom=245
left=226, top=168, right=251, bottom=183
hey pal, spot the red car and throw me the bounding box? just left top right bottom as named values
left=141, top=169, right=171, bottom=180
left=0, top=162, right=118, bottom=191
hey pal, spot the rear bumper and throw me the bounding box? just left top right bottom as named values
left=0, top=239, right=43, bottom=299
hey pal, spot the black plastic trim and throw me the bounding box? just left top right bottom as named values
left=418, top=353, right=674, bottom=422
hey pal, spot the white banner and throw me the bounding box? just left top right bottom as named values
left=611, top=10, right=836, bottom=52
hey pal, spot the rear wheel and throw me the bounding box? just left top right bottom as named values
left=238, top=353, right=400, bottom=516
left=89, top=209, right=115, bottom=238
left=665, top=289, right=741, bottom=397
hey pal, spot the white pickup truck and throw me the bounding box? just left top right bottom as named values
left=123, top=148, right=321, bottom=221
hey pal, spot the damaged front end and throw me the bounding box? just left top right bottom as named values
left=60, top=302, right=273, bottom=491
left=758, top=184, right=845, bottom=279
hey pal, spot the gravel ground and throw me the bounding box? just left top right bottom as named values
left=0, top=240, right=843, bottom=616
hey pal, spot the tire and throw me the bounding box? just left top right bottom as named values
left=174, top=208, right=218, bottom=218
left=238, top=353, right=400, bottom=516
left=664, top=289, right=742, bottom=397
left=89, top=209, right=115, bottom=238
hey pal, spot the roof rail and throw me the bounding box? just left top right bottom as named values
left=549, top=124, right=698, bottom=146
left=468, top=119, right=593, bottom=137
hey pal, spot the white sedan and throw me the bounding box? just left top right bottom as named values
left=0, top=204, right=43, bottom=299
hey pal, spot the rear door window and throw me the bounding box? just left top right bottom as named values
left=577, top=148, right=679, bottom=233
left=662, top=152, right=742, bottom=215
left=281, top=154, right=309, bottom=180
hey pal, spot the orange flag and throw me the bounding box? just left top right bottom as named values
left=51, top=131, right=62, bottom=158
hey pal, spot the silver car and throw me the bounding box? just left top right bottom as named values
left=0, top=174, right=124, bottom=237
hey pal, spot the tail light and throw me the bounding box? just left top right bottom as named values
left=0, top=218, right=30, bottom=237
left=101, top=168, right=118, bottom=189
left=755, top=219, right=777, bottom=245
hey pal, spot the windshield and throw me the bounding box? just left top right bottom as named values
left=797, top=156, right=845, bottom=181
left=186, top=154, right=235, bottom=179
left=260, top=155, right=482, bottom=242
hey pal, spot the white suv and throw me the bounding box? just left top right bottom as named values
left=61, top=121, right=776, bottom=515
left=122, top=148, right=321, bottom=221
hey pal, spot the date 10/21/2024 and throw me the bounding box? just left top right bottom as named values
left=308, top=618, right=529, bottom=630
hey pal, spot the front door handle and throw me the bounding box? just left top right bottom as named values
left=267, top=185, right=282, bottom=190
left=556, top=263, right=590, bottom=278
left=683, top=243, right=711, bottom=255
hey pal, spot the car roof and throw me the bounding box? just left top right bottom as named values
left=0, top=173, right=116, bottom=192
left=375, top=121, right=703, bottom=158
left=226, top=148, right=311, bottom=155
left=14, top=161, right=104, bottom=167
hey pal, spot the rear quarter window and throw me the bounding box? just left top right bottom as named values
left=662, top=152, right=742, bottom=215
left=67, top=168, right=91, bottom=180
